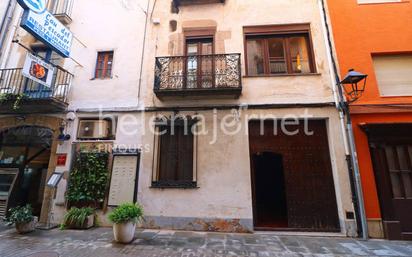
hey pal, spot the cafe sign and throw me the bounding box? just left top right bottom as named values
left=17, top=0, right=73, bottom=58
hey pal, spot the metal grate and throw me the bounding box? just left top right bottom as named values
left=0, top=199, right=7, bottom=218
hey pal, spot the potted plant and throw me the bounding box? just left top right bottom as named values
left=5, top=205, right=37, bottom=234
left=62, top=207, right=95, bottom=229
left=108, top=203, right=143, bottom=243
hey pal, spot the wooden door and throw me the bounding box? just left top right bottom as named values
left=365, top=124, right=412, bottom=240
left=249, top=120, right=340, bottom=231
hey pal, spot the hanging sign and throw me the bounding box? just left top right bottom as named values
left=22, top=53, right=55, bottom=88
left=16, top=0, right=47, bottom=13
left=18, top=0, right=73, bottom=58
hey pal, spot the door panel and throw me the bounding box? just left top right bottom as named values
left=370, top=142, right=412, bottom=240
left=249, top=120, right=340, bottom=232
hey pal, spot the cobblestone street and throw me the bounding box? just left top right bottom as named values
left=0, top=227, right=411, bottom=257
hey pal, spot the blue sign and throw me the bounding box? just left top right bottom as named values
left=20, top=9, right=73, bottom=58
left=17, top=0, right=47, bottom=14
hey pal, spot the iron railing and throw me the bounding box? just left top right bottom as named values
left=154, top=53, right=241, bottom=93
left=49, top=0, right=74, bottom=17
left=0, top=67, right=72, bottom=103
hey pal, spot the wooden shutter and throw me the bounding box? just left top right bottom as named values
left=158, top=126, right=194, bottom=182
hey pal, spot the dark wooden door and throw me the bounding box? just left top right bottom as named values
left=363, top=123, right=412, bottom=240
left=249, top=120, right=340, bottom=232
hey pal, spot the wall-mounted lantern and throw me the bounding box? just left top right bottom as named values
left=57, top=124, right=71, bottom=145
left=340, top=69, right=368, bottom=102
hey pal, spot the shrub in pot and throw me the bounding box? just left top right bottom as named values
left=62, top=207, right=95, bottom=229
left=5, top=205, right=37, bottom=234
left=108, top=203, right=143, bottom=243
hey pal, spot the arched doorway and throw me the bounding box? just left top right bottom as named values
left=0, top=126, right=53, bottom=217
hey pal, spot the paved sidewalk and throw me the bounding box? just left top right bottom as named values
left=0, top=226, right=411, bottom=257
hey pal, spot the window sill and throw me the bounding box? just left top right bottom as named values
left=358, top=1, right=409, bottom=6
left=90, top=77, right=113, bottom=81
left=243, top=73, right=321, bottom=78
left=151, top=181, right=198, bottom=189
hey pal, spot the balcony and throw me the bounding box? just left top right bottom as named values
left=49, top=0, right=74, bottom=25
left=173, top=0, right=225, bottom=7
left=0, top=67, right=72, bottom=114
left=154, top=53, right=242, bottom=99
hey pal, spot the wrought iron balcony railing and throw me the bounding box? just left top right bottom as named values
left=154, top=53, right=242, bottom=98
left=49, top=0, right=74, bottom=24
left=0, top=67, right=73, bottom=113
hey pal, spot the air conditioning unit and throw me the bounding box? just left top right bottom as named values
left=77, top=120, right=111, bottom=139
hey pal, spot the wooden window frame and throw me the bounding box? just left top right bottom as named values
left=151, top=119, right=198, bottom=189
left=95, top=51, right=114, bottom=79
left=243, top=23, right=317, bottom=76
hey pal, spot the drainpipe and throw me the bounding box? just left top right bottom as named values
left=0, top=0, right=16, bottom=63
left=137, top=0, right=151, bottom=104
left=318, top=0, right=368, bottom=240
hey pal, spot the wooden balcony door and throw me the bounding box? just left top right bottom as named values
left=186, top=38, right=213, bottom=89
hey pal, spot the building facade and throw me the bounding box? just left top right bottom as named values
left=326, top=0, right=412, bottom=240
left=1, top=0, right=361, bottom=236
left=137, top=0, right=356, bottom=234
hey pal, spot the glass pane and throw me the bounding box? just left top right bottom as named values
left=268, top=38, right=287, bottom=74
left=396, top=146, right=408, bottom=170
left=247, top=39, right=265, bottom=75
left=187, top=43, right=198, bottom=56
left=390, top=173, right=403, bottom=198
left=385, top=146, right=396, bottom=170
left=0, top=173, right=16, bottom=197
left=200, top=55, right=213, bottom=88
left=187, top=56, right=197, bottom=89
left=201, top=42, right=213, bottom=55
left=402, top=173, right=412, bottom=198
left=289, top=36, right=311, bottom=73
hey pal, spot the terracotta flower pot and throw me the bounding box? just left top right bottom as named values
left=113, top=222, right=136, bottom=243
left=15, top=217, right=38, bottom=234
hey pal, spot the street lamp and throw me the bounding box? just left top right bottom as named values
left=340, top=69, right=368, bottom=102
left=337, top=68, right=369, bottom=240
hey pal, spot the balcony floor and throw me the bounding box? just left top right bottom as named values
left=154, top=87, right=242, bottom=100
left=0, top=98, right=68, bottom=114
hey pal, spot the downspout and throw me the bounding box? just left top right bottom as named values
left=318, top=0, right=368, bottom=240
left=137, top=0, right=151, bottom=105
left=0, top=0, right=16, bottom=63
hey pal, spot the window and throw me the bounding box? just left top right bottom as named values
left=372, top=54, right=412, bottom=96
left=95, top=51, right=114, bottom=79
left=244, top=24, right=316, bottom=76
left=152, top=120, right=197, bottom=188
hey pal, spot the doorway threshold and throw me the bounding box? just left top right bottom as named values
left=253, top=230, right=346, bottom=238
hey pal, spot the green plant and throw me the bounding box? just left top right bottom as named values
left=63, top=207, right=94, bottom=228
left=108, top=203, right=143, bottom=224
left=0, top=93, right=28, bottom=110
left=5, top=205, right=34, bottom=225
left=66, top=151, right=109, bottom=207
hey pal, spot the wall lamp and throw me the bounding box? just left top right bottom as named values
left=340, top=69, right=368, bottom=103
left=57, top=124, right=71, bottom=145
